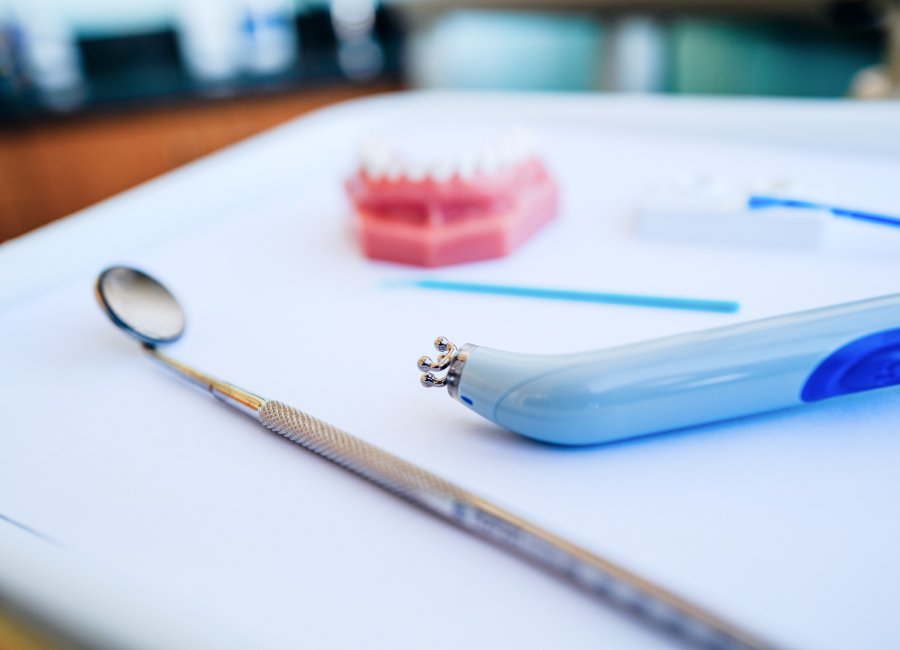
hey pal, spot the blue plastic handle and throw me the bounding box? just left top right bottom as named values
left=450, top=293, right=900, bottom=445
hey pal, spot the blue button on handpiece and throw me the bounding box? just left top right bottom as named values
left=802, top=328, right=900, bottom=402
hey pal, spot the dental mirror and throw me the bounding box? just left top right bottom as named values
left=96, top=267, right=185, bottom=346
left=92, top=265, right=773, bottom=650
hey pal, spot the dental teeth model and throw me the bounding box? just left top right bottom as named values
left=345, top=130, right=559, bottom=267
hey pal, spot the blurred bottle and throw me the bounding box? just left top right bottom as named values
left=604, top=16, right=665, bottom=92
left=243, top=0, right=297, bottom=75
left=176, top=0, right=245, bottom=82
left=176, top=0, right=298, bottom=82
left=850, top=2, right=900, bottom=98
left=331, top=0, right=383, bottom=80
left=0, top=4, right=26, bottom=98
left=7, top=0, right=83, bottom=100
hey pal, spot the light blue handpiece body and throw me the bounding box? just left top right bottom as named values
left=452, top=293, right=900, bottom=445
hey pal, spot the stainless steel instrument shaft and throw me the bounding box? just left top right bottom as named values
left=148, top=345, right=778, bottom=650
left=96, top=260, right=776, bottom=650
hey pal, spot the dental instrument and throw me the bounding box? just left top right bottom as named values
left=419, top=293, right=900, bottom=445
left=403, top=279, right=739, bottom=313
left=747, top=195, right=900, bottom=229
left=95, top=265, right=776, bottom=650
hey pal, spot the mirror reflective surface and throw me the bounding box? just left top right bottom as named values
left=96, top=267, right=185, bottom=345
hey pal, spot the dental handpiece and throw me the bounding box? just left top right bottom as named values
left=419, top=293, right=900, bottom=445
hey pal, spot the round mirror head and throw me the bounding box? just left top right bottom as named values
left=96, top=266, right=186, bottom=346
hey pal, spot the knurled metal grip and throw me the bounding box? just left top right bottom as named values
left=256, top=400, right=775, bottom=650
left=258, top=400, right=470, bottom=506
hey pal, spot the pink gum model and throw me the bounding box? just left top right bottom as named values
left=346, top=157, right=559, bottom=267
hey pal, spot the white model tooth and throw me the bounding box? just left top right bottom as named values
left=502, top=144, right=519, bottom=165
left=496, top=142, right=516, bottom=170
left=507, top=129, right=537, bottom=160
left=430, top=161, right=454, bottom=183
left=519, top=143, right=536, bottom=162
left=487, top=146, right=505, bottom=171
left=506, top=138, right=525, bottom=164
left=360, top=139, right=392, bottom=179
left=458, top=155, right=477, bottom=181
left=359, top=138, right=390, bottom=163
left=361, top=144, right=390, bottom=163
left=502, top=128, right=522, bottom=145
left=362, top=152, right=389, bottom=179
left=406, top=161, right=427, bottom=182
left=363, top=158, right=386, bottom=179
left=477, top=149, right=499, bottom=177
left=385, top=160, right=403, bottom=181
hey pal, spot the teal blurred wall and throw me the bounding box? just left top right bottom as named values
left=407, top=11, right=603, bottom=92
left=408, top=10, right=882, bottom=98
left=670, top=20, right=882, bottom=96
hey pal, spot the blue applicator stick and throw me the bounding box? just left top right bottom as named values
left=748, top=195, right=900, bottom=229
left=404, top=279, right=739, bottom=313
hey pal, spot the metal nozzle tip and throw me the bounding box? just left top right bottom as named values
left=417, top=337, right=458, bottom=388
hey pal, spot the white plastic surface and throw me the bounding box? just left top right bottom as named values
left=638, top=205, right=828, bottom=248
left=2, top=93, right=900, bottom=650
left=0, top=517, right=252, bottom=650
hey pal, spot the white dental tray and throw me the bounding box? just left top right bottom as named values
left=2, top=92, right=900, bottom=650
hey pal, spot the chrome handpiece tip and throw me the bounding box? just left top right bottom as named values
left=421, top=372, right=444, bottom=387
left=417, top=337, right=458, bottom=389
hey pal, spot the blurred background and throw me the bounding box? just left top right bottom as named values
left=0, top=0, right=897, bottom=242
